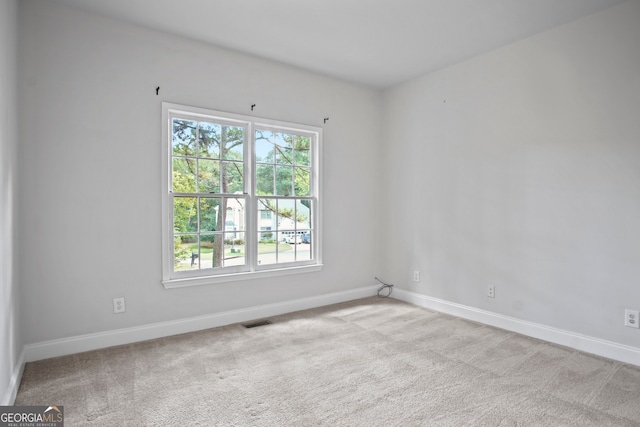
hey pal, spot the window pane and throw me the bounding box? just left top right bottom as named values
left=258, top=198, right=275, bottom=233
left=174, top=235, right=199, bottom=271
left=224, top=232, right=245, bottom=267
left=296, top=199, right=312, bottom=229
left=172, top=119, right=197, bottom=156
left=222, top=126, right=244, bottom=160
left=172, top=159, right=196, bottom=193
left=294, top=135, right=311, bottom=166
left=295, top=238, right=312, bottom=261
left=277, top=199, right=296, bottom=230
left=198, top=122, right=220, bottom=159
left=199, top=234, right=224, bottom=269
left=276, top=166, right=293, bottom=196
left=256, top=165, right=274, bottom=195
left=276, top=133, right=293, bottom=165
left=174, top=197, right=197, bottom=232
left=294, top=167, right=310, bottom=196
left=198, top=159, right=220, bottom=193
left=225, top=197, right=245, bottom=231
left=199, top=197, right=221, bottom=232
left=258, top=198, right=276, bottom=213
left=222, top=161, right=243, bottom=194
left=278, top=241, right=296, bottom=263
left=258, top=238, right=289, bottom=266
left=257, top=241, right=274, bottom=265
left=255, top=130, right=274, bottom=162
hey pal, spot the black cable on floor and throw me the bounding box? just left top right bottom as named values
left=375, top=277, right=393, bottom=298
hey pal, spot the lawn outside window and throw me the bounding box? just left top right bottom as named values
left=161, top=103, right=322, bottom=288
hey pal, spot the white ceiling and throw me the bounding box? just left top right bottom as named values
left=51, top=0, right=628, bottom=89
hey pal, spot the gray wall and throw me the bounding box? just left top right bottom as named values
left=0, top=0, right=21, bottom=406
left=382, top=1, right=640, bottom=347
left=18, top=0, right=382, bottom=345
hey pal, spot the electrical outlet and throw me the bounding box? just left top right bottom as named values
left=625, top=309, right=639, bottom=328
left=487, top=286, right=495, bottom=298
left=413, top=271, right=420, bottom=282
left=113, top=297, right=126, bottom=314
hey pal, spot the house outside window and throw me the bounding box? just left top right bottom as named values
left=161, top=103, right=322, bottom=288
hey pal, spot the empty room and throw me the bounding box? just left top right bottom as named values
left=2, top=0, right=640, bottom=425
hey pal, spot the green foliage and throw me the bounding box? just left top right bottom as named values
left=172, top=119, right=197, bottom=156
left=225, top=239, right=245, bottom=245
left=199, top=198, right=220, bottom=232
left=173, top=195, right=197, bottom=233
left=197, top=122, right=220, bottom=158
left=255, top=130, right=311, bottom=198
left=174, top=238, right=190, bottom=266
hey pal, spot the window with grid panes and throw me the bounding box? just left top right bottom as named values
left=161, top=103, right=322, bottom=287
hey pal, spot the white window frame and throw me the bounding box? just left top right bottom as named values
left=161, top=103, right=323, bottom=288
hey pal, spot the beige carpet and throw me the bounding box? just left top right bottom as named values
left=15, top=297, right=640, bottom=426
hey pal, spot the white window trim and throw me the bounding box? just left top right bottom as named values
left=161, top=103, right=323, bottom=289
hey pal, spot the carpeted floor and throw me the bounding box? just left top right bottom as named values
left=15, top=297, right=640, bottom=426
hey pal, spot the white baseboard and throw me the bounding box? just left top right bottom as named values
left=393, top=288, right=640, bottom=367
left=1, top=348, right=25, bottom=405
left=24, top=285, right=379, bottom=362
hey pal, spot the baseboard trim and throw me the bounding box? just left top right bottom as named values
left=393, top=289, right=640, bottom=367
left=24, top=286, right=378, bottom=362
left=1, top=348, right=25, bottom=405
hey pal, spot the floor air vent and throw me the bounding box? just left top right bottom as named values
left=243, top=320, right=273, bottom=328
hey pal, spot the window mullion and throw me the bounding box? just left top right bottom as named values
left=246, top=122, right=257, bottom=271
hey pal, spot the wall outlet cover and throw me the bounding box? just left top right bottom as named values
left=113, top=297, right=126, bottom=314
left=487, top=286, right=495, bottom=298
left=625, top=309, right=639, bottom=328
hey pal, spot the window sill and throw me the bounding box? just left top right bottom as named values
left=162, top=264, right=324, bottom=289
